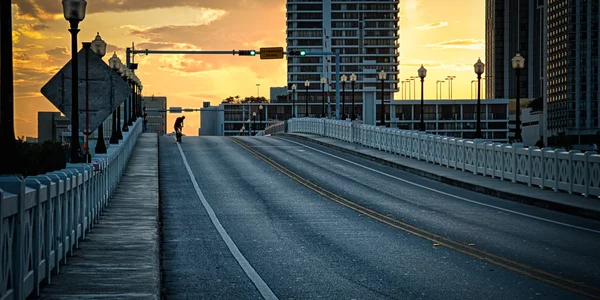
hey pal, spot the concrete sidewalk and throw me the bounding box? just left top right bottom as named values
left=286, top=133, right=600, bottom=221
left=37, top=133, right=161, bottom=299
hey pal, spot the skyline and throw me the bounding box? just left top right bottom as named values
left=11, top=0, right=485, bottom=137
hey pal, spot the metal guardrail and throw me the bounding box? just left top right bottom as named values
left=288, top=118, right=600, bottom=198
left=0, top=119, right=143, bottom=299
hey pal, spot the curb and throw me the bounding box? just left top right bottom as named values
left=283, top=133, right=600, bottom=221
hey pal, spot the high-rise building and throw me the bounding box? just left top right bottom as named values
left=485, top=0, right=544, bottom=100
left=286, top=0, right=400, bottom=121
left=547, top=0, right=600, bottom=144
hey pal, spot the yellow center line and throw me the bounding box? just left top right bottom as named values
left=229, top=137, right=600, bottom=299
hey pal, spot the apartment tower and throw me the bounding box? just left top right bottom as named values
left=286, top=0, right=400, bottom=121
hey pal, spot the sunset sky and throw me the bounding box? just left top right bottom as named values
left=11, top=0, right=485, bottom=138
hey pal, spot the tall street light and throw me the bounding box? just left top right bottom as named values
left=120, top=66, right=130, bottom=132
left=512, top=52, right=525, bottom=142
left=63, top=0, right=88, bottom=163
left=108, top=53, right=122, bottom=144
left=340, top=74, right=347, bottom=119
left=350, top=73, right=357, bottom=120
left=256, top=83, right=260, bottom=98
left=379, top=70, right=387, bottom=127
left=0, top=0, right=18, bottom=173
left=474, top=58, right=485, bottom=139
left=471, top=80, right=477, bottom=99
left=259, top=104, right=264, bottom=131
left=304, top=80, right=310, bottom=117
left=320, top=77, right=327, bottom=117
left=446, top=76, right=456, bottom=100
left=291, top=84, right=297, bottom=118
left=418, top=65, right=427, bottom=131
left=252, top=112, right=257, bottom=136
left=410, top=76, right=417, bottom=100
left=405, top=78, right=412, bottom=100
left=91, top=32, right=107, bottom=154
left=436, top=80, right=445, bottom=99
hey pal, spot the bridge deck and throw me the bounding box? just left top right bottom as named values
left=37, top=133, right=161, bottom=299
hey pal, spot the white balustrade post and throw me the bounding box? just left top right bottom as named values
left=584, top=152, right=592, bottom=197
left=0, top=176, right=26, bottom=300
left=511, top=143, right=522, bottom=183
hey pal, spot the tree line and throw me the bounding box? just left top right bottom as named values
left=222, top=95, right=269, bottom=103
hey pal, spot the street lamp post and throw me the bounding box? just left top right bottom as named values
left=350, top=73, right=357, bottom=120
left=474, top=58, right=485, bottom=139
left=446, top=76, right=456, bottom=100
left=471, top=80, right=477, bottom=99
left=410, top=76, right=417, bottom=100
left=512, top=52, right=525, bottom=142
left=418, top=65, right=427, bottom=131
left=252, top=112, right=257, bottom=136
left=121, top=67, right=131, bottom=132
left=91, top=32, right=107, bottom=154
left=259, top=105, right=263, bottom=131
left=108, top=53, right=122, bottom=143
left=340, top=75, right=347, bottom=119
left=63, top=0, right=88, bottom=163
left=405, top=78, right=412, bottom=100
left=82, top=42, right=92, bottom=163
left=291, top=84, right=297, bottom=118
left=320, top=77, right=327, bottom=117
left=379, top=70, right=387, bottom=127
left=304, top=80, right=310, bottom=117
left=436, top=80, right=445, bottom=100
left=247, top=118, right=251, bottom=136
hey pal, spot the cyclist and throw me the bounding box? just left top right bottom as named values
left=174, top=115, right=185, bottom=142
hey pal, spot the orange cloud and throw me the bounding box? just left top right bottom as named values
left=417, top=21, right=448, bottom=30
left=425, top=39, right=484, bottom=50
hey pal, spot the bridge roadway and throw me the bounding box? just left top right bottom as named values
left=159, top=135, right=600, bottom=300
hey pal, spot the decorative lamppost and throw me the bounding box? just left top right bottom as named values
left=90, top=32, right=108, bottom=154
left=340, top=74, right=347, bottom=119
left=320, top=77, right=327, bottom=117
left=350, top=73, right=357, bottom=120
left=252, top=112, right=257, bottom=136
left=304, top=80, right=310, bottom=117
left=127, top=72, right=135, bottom=126
left=120, top=67, right=131, bottom=132
left=138, top=81, right=144, bottom=118
left=512, top=52, right=525, bottom=142
left=108, top=53, right=123, bottom=143
left=291, top=84, right=297, bottom=118
left=474, top=58, right=485, bottom=138
left=418, top=65, right=427, bottom=131
left=259, top=105, right=264, bottom=131
left=378, top=70, right=387, bottom=126
left=63, top=0, right=88, bottom=163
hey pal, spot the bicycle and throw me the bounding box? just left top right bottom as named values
left=175, top=126, right=183, bottom=143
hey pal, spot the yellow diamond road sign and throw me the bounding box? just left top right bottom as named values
left=260, top=47, right=284, bottom=60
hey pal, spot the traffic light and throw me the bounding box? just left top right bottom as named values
left=238, top=50, right=256, bottom=56
left=287, top=50, right=306, bottom=56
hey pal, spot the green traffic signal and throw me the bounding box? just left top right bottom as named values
left=300, top=50, right=306, bottom=56
left=250, top=50, right=256, bottom=56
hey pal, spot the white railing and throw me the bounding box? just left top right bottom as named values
left=0, top=119, right=143, bottom=300
left=288, top=118, right=600, bottom=198
left=264, top=121, right=286, bottom=136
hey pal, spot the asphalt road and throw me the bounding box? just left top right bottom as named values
left=159, top=135, right=600, bottom=300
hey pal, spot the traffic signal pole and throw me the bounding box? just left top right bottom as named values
left=127, top=48, right=342, bottom=120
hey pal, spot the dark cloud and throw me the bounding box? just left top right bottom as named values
left=106, top=44, right=125, bottom=54
left=31, top=24, right=49, bottom=31
left=45, top=47, right=69, bottom=57
left=14, top=52, right=31, bottom=61
left=14, top=0, right=282, bottom=21
left=425, top=39, right=484, bottom=50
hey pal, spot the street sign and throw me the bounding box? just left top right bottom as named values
left=259, top=47, right=284, bottom=60
left=169, top=107, right=182, bottom=113
left=41, top=48, right=131, bottom=134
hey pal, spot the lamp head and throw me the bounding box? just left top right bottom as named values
left=474, top=58, right=485, bottom=75
left=320, top=77, right=327, bottom=84
left=91, top=32, right=107, bottom=57
left=62, top=0, right=87, bottom=22
left=109, top=53, right=121, bottom=70
left=350, top=73, right=357, bottom=82
left=418, top=64, right=427, bottom=79
left=340, top=74, right=347, bottom=83
left=511, top=53, right=525, bottom=69
left=378, top=70, right=386, bottom=80
left=304, top=80, right=310, bottom=87
left=291, top=84, right=297, bottom=90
